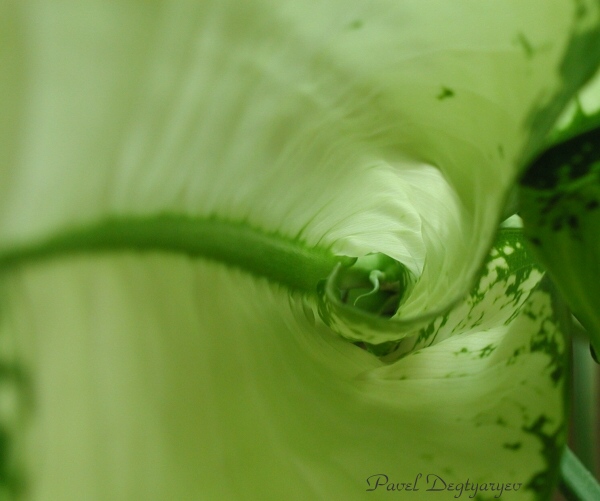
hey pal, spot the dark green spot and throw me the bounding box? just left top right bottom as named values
left=529, top=237, right=542, bottom=247
left=503, top=441, right=522, bottom=451
left=567, top=215, right=579, bottom=230
left=552, top=218, right=563, bottom=232
left=523, top=415, right=563, bottom=498
left=516, top=32, right=534, bottom=58
left=348, top=20, right=363, bottom=30
left=550, top=366, right=563, bottom=384
left=437, top=87, right=455, bottom=100
left=479, top=344, right=496, bottom=358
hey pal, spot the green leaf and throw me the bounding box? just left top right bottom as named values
left=2, top=1, right=600, bottom=323
left=559, top=447, right=600, bottom=501
left=1, top=1, right=600, bottom=499
left=384, top=227, right=545, bottom=357
left=1, top=249, right=567, bottom=500
left=519, top=113, right=600, bottom=352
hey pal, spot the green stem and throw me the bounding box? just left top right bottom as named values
left=559, top=447, right=600, bottom=501
left=571, top=319, right=598, bottom=473
left=0, top=214, right=343, bottom=294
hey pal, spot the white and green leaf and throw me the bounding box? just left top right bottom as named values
left=1, top=0, right=599, bottom=319
left=520, top=70, right=600, bottom=354
left=0, top=246, right=568, bottom=500
left=0, top=1, right=600, bottom=500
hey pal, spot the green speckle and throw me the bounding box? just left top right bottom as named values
left=567, top=214, right=579, bottom=230
left=516, top=32, right=534, bottom=58
left=529, top=236, right=542, bottom=247
left=479, top=344, right=496, bottom=358
left=503, top=441, right=523, bottom=451
left=550, top=366, right=563, bottom=384
left=574, top=0, right=587, bottom=18
left=437, top=87, right=455, bottom=100
left=507, top=347, right=524, bottom=366
left=523, top=415, right=563, bottom=499
left=348, top=19, right=363, bottom=30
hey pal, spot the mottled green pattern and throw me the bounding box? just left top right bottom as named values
left=362, top=277, right=569, bottom=501
left=318, top=226, right=569, bottom=499
left=0, top=0, right=599, bottom=499
left=385, top=229, right=544, bottom=358
left=0, top=218, right=567, bottom=500
left=520, top=121, right=600, bottom=351
left=316, top=227, right=544, bottom=348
